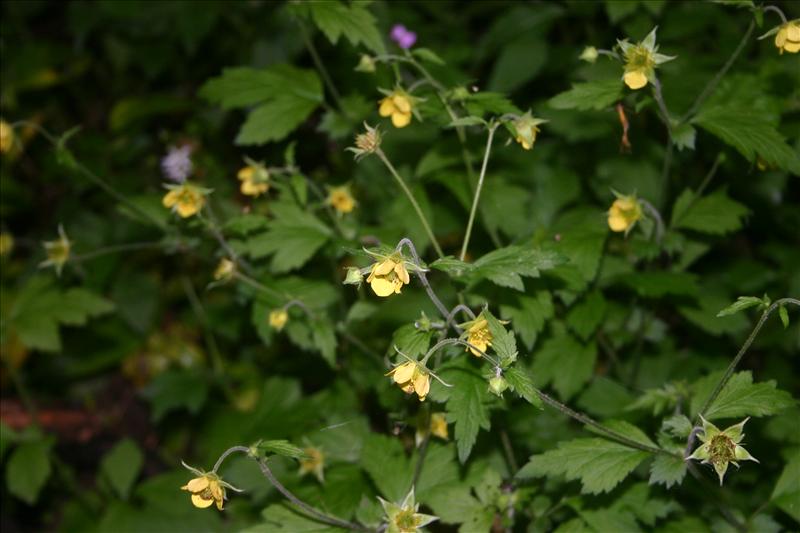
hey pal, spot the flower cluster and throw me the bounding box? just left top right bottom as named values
left=460, top=315, right=493, bottom=357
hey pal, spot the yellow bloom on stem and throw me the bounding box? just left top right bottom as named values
left=327, top=185, right=357, bottom=214
left=378, top=488, right=438, bottom=533
left=40, top=224, right=71, bottom=276
left=0, top=120, right=14, bottom=154
left=299, top=447, right=325, bottom=482
left=0, top=232, right=14, bottom=257
left=775, top=20, right=800, bottom=54
left=367, top=257, right=410, bottom=297
left=688, top=416, right=758, bottom=486
left=617, top=27, right=675, bottom=90
left=463, top=316, right=492, bottom=357
left=269, top=309, right=289, bottom=331
left=607, top=194, right=643, bottom=234
left=162, top=182, right=208, bottom=218
left=512, top=112, right=548, bottom=151
left=213, top=258, right=236, bottom=281
left=379, top=90, right=414, bottom=128
left=387, top=361, right=430, bottom=401
left=237, top=163, right=269, bottom=197
left=181, top=473, right=226, bottom=510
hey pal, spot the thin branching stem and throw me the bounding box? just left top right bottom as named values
left=298, top=20, right=346, bottom=116
left=460, top=124, right=497, bottom=261
left=396, top=238, right=449, bottom=318
left=71, top=241, right=163, bottom=262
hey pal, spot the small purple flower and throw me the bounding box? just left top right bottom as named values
left=161, top=145, right=193, bottom=183
left=390, top=24, right=417, bottom=50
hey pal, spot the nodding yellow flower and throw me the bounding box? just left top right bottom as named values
left=618, top=27, right=675, bottom=90
left=775, top=20, right=800, bottom=54
left=429, top=413, right=448, bottom=440
left=213, top=258, right=236, bottom=281
left=378, top=488, right=438, bottom=533
left=379, top=90, right=414, bottom=128
left=387, top=361, right=430, bottom=401
left=237, top=163, right=269, bottom=197
left=269, top=309, right=289, bottom=331
left=512, top=112, right=548, bottom=151
left=327, top=185, right=357, bottom=214
left=180, top=462, right=242, bottom=511
left=0, top=120, right=14, bottom=154
left=162, top=182, right=208, bottom=218
left=607, top=194, right=643, bottom=234
left=367, top=257, right=410, bottom=297
left=688, top=416, right=758, bottom=486
left=462, top=316, right=492, bottom=357
left=298, top=447, right=325, bottom=483
left=0, top=232, right=14, bottom=257
left=40, top=224, right=71, bottom=276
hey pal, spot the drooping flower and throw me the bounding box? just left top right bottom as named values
left=269, top=309, right=289, bottom=331
left=180, top=461, right=242, bottom=511
left=237, top=161, right=270, bottom=197
left=387, top=361, right=430, bottom=401
left=607, top=193, right=643, bottom=234
left=40, top=224, right=71, bottom=276
left=460, top=316, right=492, bottom=357
left=326, top=185, right=357, bottom=214
left=0, top=120, right=14, bottom=154
left=512, top=112, right=548, bottom=151
left=617, top=27, right=675, bottom=90
left=298, top=447, right=325, bottom=483
left=162, top=182, right=209, bottom=218
left=687, top=416, right=759, bottom=486
left=378, top=488, right=438, bottom=533
left=774, top=20, right=800, bottom=54
left=213, top=258, right=236, bottom=281
left=379, top=89, right=414, bottom=128
left=579, top=46, right=599, bottom=63
left=161, top=145, right=193, bottom=183
left=367, top=256, right=410, bottom=297
left=0, top=232, right=14, bottom=257
left=390, top=24, right=417, bottom=50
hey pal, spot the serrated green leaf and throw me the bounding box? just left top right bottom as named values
left=671, top=189, right=750, bottom=235
left=566, top=291, right=607, bottom=341
left=447, top=116, right=486, bottom=128
left=716, top=296, right=765, bottom=317
left=391, top=323, right=432, bottom=359
left=311, top=317, right=337, bottom=367
left=143, top=369, right=208, bottom=421
left=258, top=440, right=307, bottom=460
left=482, top=309, right=517, bottom=363
left=308, top=1, right=385, bottom=54
left=505, top=366, right=543, bottom=408
left=470, top=246, right=566, bottom=291
left=100, top=438, right=143, bottom=500
left=247, top=504, right=343, bottom=532
left=439, top=361, right=492, bottom=463
left=6, top=440, right=52, bottom=504
left=532, top=334, right=597, bottom=400
left=692, top=105, right=800, bottom=174
left=772, top=450, right=800, bottom=522
left=247, top=204, right=332, bottom=273
left=361, top=434, right=412, bottom=502
left=671, top=123, right=696, bottom=151
left=517, top=438, right=650, bottom=494
left=592, top=420, right=656, bottom=448
left=662, top=414, right=693, bottom=438
left=549, top=79, right=624, bottom=111
left=649, top=453, right=687, bottom=489
left=691, top=371, right=795, bottom=419
left=500, top=292, right=554, bottom=350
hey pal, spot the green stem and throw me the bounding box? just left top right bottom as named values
left=670, top=153, right=724, bottom=230
left=460, top=125, right=497, bottom=261
left=233, top=271, right=287, bottom=300
left=180, top=276, right=225, bottom=377
left=72, top=241, right=162, bottom=262
left=696, top=297, right=800, bottom=419
left=298, top=21, right=346, bottom=116
left=395, top=238, right=450, bottom=319
left=377, top=150, right=444, bottom=258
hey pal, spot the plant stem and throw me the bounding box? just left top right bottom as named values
left=638, top=199, right=664, bottom=244
left=395, top=238, right=449, bottom=319
left=255, top=457, right=369, bottom=531
left=213, top=445, right=251, bottom=473
left=298, top=21, right=346, bottom=116
left=377, top=153, right=444, bottom=258
left=460, top=125, right=497, bottom=261
left=233, top=271, right=286, bottom=300
left=500, top=429, right=519, bottom=473
left=181, top=276, right=225, bottom=377
left=534, top=387, right=673, bottom=456
left=444, top=304, right=476, bottom=332
left=671, top=153, right=724, bottom=229
left=72, top=241, right=162, bottom=262
left=682, top=21, right=755, bottom=122
left=696, top=298, right=800, bottom=419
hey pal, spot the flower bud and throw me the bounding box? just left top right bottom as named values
left=488, top=375, right=509, bottom=397
left=579, top=46, right=599, bottom=63
left=355, top=54, right=376, bottom=73
left=343, top=267, right=364, bottom=286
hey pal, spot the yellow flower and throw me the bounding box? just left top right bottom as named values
left=327, top=185, right=357, bottom=214
left=378, top=488, right=438, bottom=533
left=387, top=361, right=430, bottom=401
left=429, top=413, right=448, bottom=440
left=775, top=20, right=800, bottom=54
left=366, top=257, right=410, bottom=297
left=181, top=473, right=226, bottom=510
left=607, top=194, right=643, bottom=234
left=462, top=316, right=492, bottom=357
left=298, top=447, right=325, bottom=482
left=415, top=412, right=449, bottom=447
left=40, top=224, right=71, bottom=276
left=213, top=258, right=236, bottom=281
left=618, top=27, right=675, bottom=90
left=237, top=163, right=269, bottom=197
left=688, top=416, right=758, bottom=486
left=512, top=112, right=548, bottom=151
left=0, top=232, right=14, bottom=257
left=162, top=182, right=208, bottom=218
left=379, top=90, right=414, bottom=128
left=0, top=120, right=14, bottom=154
left=269, top=309, right=289, bottom=331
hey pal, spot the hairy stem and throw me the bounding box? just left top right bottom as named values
left=460, top=125, right=497, bottom=261
left=181, top=276, right=225, bottom=377
left=377, top=151, right=444, bottom=258
left=396, top=238, right=449, bottom=318
left=299, top=21, right=346, bottom=116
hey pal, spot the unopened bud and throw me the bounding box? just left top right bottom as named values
left=488, top=375, right=509, bottom=397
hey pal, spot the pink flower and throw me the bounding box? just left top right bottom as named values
left=390, top=24, right=417, bottom=50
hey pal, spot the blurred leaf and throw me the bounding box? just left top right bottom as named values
left=532, top=334, right=597, bottom=400
left=438, top=360, right=492, bottom=462
left=771, top=450, right=800, bottom=522
left=649, top=453, right=687, bottom=489
left=6, top=440, right=51, bottom=505
left=505, top=366, right=544, bottom=408
left=307, top=1, right=385, bottom=54
left=245, top=504, right=343, bottom=532
left=549, top=80, right=624, bottom=111
left=500, top=291, right=554, bottom=350
left=361, top=433, right=412, bottom=502
left=143, top=369, right=208, bottom=421
left=716, top=295, right=765, bottom=317
left=671, top=189, right=750, bottom=235
left=100, top=438, right=144, bottom=500
left=247, top=204, right=332, bottom=273
left=566, top=291, right=607, bottom=341
left=109, top=95, right=192, bottom=131
left=257, top=440, right=307, bottom=460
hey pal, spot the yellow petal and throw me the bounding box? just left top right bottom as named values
left=238, top=166, right=254, bottom=181
left=515, top=135, right=531, bottom=150
left=191, top=494, right=215, bottom=508
left=371, top=277, right=396, bottom=297
left=414, top=372, right=430, bottom=401
left=392, top=111, right=411, bottom=128
left=176, top=200, right=200, bottom=218
left=394, top=263, right=410, bottom=285
left=393, top=94, right=411, bottom=114
left=624, top=70, right=648, bottom=90
left=784, top=40, right=800, bottom=53
left=392, top=362, right=416, bottom=384
left=374, top=259, right=396, bottom=276
left=210, top=481, right=224, bottom=502
left=216, top=498, right=224, bottom=511
left=162, top=190, right=179, bottom=208
left=183, top=476, right=210, bottom=493
left=379, top=97, right=395, bottom=117
left=608, top=214, right=629, bottom=232
left=786, top=22, right=800, bottom=41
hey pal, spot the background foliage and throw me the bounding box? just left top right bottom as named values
left=1, top=1, right=799, bottom=532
